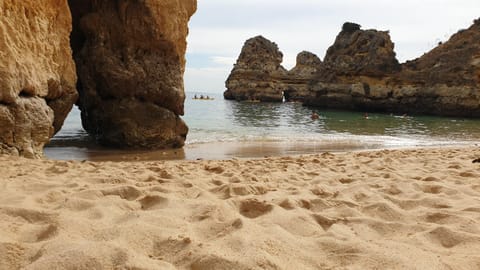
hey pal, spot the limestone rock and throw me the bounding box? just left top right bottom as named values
left=70, top=0, right=196, bottom=148
left=224, top=36, right=287, bottom=102
left=307, top=19, right=480, bottom=117
left=283, top=51, right=322, bottom=102
left=229, top=20, right=480, bottom=117
left=0, top=0, right=78, bottom=157
left=322, top=22, right=401, bottom=78
left=289, top=51, right=322, bottom=78
left=398, top=18, right=480, bottom=87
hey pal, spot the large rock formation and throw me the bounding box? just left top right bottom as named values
left=304, top=22, right=403, bottom=110
left=284, top=51, right=322, bottom=102
left=70, top=0, right=196, bottom=148
left=398, top=18, right=480, bottom=87
left=0, top=0, right=78, bottom=158
left=306, top=20, right=480, bottom=117
left=0, top=0, right=196, bottom=157
left=224, top=36, right=288, bottom=102
left=226, top=20, right=480, bottom=117
left=321, top=22, right=401, bottom=78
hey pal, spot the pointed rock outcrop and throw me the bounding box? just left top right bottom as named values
left=224, top=36, right=288, bottom=102
left=283, top=51, right=322, bottom=102
left=322, top=22, right=401, bottom=78
left=289, top=51, right=322, bottom=78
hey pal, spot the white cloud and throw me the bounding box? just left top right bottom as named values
left=210, top=56, right=237, bottom=66
left=184, top=67, right=231, bottom=94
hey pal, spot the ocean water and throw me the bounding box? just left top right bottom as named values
left=45, top=92, right=480, bottom=160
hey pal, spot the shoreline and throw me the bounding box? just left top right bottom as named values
left=1, top=146, right=480, bottom=269
left=44, top=140, right=479, bottom=162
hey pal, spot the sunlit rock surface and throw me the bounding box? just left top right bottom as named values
left=70, top=0, right=196, bottom=148
left=0, top=0, right=77, bottom=157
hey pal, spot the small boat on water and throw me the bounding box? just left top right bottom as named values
left=192, top=94, right=215, bottom=100
left=192, top=97, right=215, bottom=100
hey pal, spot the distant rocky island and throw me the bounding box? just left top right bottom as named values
left=225, top=20, right=480, bottom=118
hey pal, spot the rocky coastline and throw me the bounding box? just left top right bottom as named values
left=225, top=20, right=480, bottom=117
left=0, top=0, right=196, bottom=157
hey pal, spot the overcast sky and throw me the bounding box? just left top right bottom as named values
left=184, top=0, right=480, bottom=94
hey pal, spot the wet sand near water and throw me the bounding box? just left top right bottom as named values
left=44, top=140, right=388, bottom=161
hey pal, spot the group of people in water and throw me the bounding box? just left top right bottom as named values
left=310, top=111, right=408, bottom=120
left=193, top=94, right=212, bottom=100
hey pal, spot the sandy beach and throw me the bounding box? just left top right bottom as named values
left=1, top=147, right=480, bottom=269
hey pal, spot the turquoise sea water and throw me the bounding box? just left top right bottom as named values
left=45, top=92, right=480, bottom=160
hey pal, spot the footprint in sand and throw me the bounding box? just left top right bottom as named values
left=101, top=186, right=143, bottom=201
left=147, top=167, right=174, bottom=179
left=381, top=185, right=403, bottom=196
left=421, top=185, right=444, bottom=194
left=426, top=227, right=465, bottom=248
left=361, top=202, right=404, bottom=221
left=447, top=164, right=462, bottom=169
left=191, top=254, right=252, bottom=270
left=238, top=199, right=273, bottom=219
left=151, top=235, right=193, bottom=259
left=62, top=198, right=95, bottom=212
left=45, top=164, right=69, bottom=174
left=459, top=171, right=479, bottom=178
left=210, top=184, right=268, bottom=200
left=472, top=185, right=480, bottom=193
left=312, top=214, right=337, bottom=231
left=278, top=199, right=296, bottom=210
left=30, top=224, right=58, bottom=242
left=424, top=212, right=455, bottom=224
left=338, top=178, right=356, bottom=184
left=1, top=207, right=59, bottom=243
left=211, top=179, right=224, bottom=186
left=138, top=195, right=169, bottom=210
left=421, top=176, right=440, bottom=182
left=204, top=165, right=225, bottom=174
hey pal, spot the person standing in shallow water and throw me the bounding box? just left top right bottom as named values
left=311, top=111, right=319, bottom=120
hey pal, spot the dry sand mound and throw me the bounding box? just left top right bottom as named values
left=1, top=147, right=480, bottom=269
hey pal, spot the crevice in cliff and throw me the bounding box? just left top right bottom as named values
left=67, top=0, right=90, bottom=107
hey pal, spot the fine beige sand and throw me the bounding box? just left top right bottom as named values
left=1, top=147, right=480, bottom=269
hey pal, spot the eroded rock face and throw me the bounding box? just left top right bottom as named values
left=227, top=20, right=480, bottom=117
left=283, top=51, right=322, bottom=102
left=398, top=19, right=480, bottom=87
left=322, top=22, right=401, bottom=79
left=289, top=51, right=322, bottom=78
left=307, top=20, right=480, bottom=117
left=0, top=0, right=78, bottom=157
left=70, top=0, right=196, bottom=148
left=224, top=36, right=287, bottom=102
